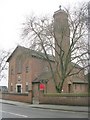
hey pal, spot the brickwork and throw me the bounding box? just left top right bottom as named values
left=8, top=46, right=54, bottom=94
left=2, top=91, right=32, bottom=103
left=39, top=91, right=88, bottom=106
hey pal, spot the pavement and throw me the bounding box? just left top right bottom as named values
left=0, top=99, right=89, bottom=113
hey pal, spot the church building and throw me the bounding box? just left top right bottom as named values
left=6, top=7, right=88, bottom=103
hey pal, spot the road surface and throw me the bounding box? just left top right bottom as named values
left=0, top=102, right=88, bottom=118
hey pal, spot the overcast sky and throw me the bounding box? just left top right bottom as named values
left=0, top=0, right=89, bottom=86
left=0, top=0, right=89, bottom=51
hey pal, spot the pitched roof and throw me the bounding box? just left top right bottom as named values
left=72, top=79, right=88, bottom=84
left=32, top=71, right=52, bottom=83
left=7, top=45, right=54, bottom=62
left=7, top=45, right=82, bottom=70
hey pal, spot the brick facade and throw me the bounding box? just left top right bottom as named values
left=7, top=46, right=54, bottom=94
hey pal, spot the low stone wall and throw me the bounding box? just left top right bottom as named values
left=39, top=92, right=88, bottom=106
left=2, top=91, right=32, bottom=103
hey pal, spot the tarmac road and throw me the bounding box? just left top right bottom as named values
left=0, top=102, right=88, bottom=119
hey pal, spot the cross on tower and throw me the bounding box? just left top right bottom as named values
left=59, top=5, right=61, bottom=10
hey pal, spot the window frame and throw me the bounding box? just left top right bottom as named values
left=16, top=84, right=22, bottom=93
left=26, top=66, right=29, bottom=73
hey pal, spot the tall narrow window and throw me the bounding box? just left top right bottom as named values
left=10, top=83, right=13, bottom=91
left=68, top=84, right=71, bottom=93
left=26, top=82, right=28, bottom=92
left=16, top=55, right=23, bottom=74
left=11, top=68, right=14, bottom=75
left=26, top=66, right=29, bottom=73
left=17, top=60, right=22, bottom=73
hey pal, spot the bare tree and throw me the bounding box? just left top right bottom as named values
left=88, top=1, right=90, bottom=92
left=21, top=3, right=88, bottom=93
left=0, top=50, right=10, bottom=81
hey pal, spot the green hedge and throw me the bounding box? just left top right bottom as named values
left=44, top=93, right=89, bottom=97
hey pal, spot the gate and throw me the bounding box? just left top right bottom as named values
left=32, top=84, right=39, bottom=104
